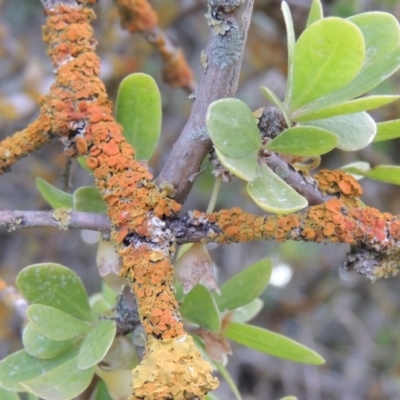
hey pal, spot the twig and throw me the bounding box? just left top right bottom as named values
left=157, top=0, right=255, bottom=203
left=113, top=0, right=196, bottom=92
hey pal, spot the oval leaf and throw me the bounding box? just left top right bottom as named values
left=353, top=165, right=400, bottom=185
left=266, top=126, right=338, bottom=156
left=78, top=319, right=116, bottom=369
left=27, top=304, right=92, bottom=341
left=375, top=119, right=400, bottom=142
left=290, top=17, right=365, bottom=111
left=306, top=0, right=323, bottom=27
left=308, top=112, right=376, bottom=151
left=206, top=98, right=261, bottom=158
left=0, top=349, right=78, bottom=392
left=216, top=258, right=272, bottom=311
left=180, top=284, right=221, bottom=332
left=23, top=323, right=74, bottom=360
left=224, top=322, right=325, bottom=365
left=20, top=355, right=94, bottom=400
left=215, top=148, right=257, bottom=182
left=36, top=178, right=73, bottom=209
left=73, top=186, right=107, bottom=214
left=16, top=263, right=92, bottom=322
left=247, top=163, right=308, bottom=214
left=295, top=95, right=399, bottom=122
left=115, top=73, right=162, bottom=161
left=302, top=13, right=400, bottom=112
left=340, top=161, right=370, bottom=180
left=0, top=387, right=21, bottom=400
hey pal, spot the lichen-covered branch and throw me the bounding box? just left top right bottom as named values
left=113, top=0, right=196, bottom=91
left=157, top=0, right=255, bottom=203
left=35, top=1, right=217, bottom=398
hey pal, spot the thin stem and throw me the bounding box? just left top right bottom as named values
left=206, top=176, right=222, bottom=214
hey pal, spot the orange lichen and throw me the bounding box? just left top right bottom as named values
left=113, top=0, right=158, bottom=33
left=315, top=169, right=363, bottom=199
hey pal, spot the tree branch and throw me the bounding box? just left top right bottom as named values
left=157, top=0, right=255, bottom=203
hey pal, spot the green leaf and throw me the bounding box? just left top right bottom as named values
left=0, top=349, right=78, bottom=392
left=247, top=163, right=308, bottom=214
left=73, top=186, right=107, bottom=214
left=266, top=126, right=338, bottom=156
left=20, top=355, right=94, bottom=400
left=216, top=259, right=272, bottom=311
left=306, top=0, right=323, bottom=27
left=26, top=304, right=92, bottom=341
left=340, top=161, right=370, bottom=180
left=233, top=298, right=264, bottom=323
left=289, top=17, right=365, bottom=111
left=260, top=86, right=291, bottom=127
left=352, top=165, right=400, bottom=185
left=206, top=98, right=261, bottom=158
left=115, top=73, right=162, bottom=161
left=0, top=387, right=21, bottom=400
left=78, top=319, right=116, bottom=369
left=301, top=13, right=400, bottom=112
left=375, top=119, right=400, bottom=142
left=36, top=178, right=73, bottom=209
left=16, top=263, right=92, bottom=322
left=22, top=323, right=75, bottom=359
left=213, top=362, right=242, bottom=400
left=77, top=157, right=93, bottom=174
left=280, top=397, right=298, bottom=400
left=94, top=380, right=113, bottom=400
left=307, top=112, right=376, bottom=151
left=214, top=148, right=257, bottom=182
left=180, top=284, right=221, bottom=332
left=224, top=322, right=325, bottom=365
left=281, top=2, right=295, bottom=106
left=295, top=95, right=399, bottom=122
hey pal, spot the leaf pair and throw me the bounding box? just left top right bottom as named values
left=0, top=264, right=116, bottom=400
left=206, top=99, right=309, bottom=214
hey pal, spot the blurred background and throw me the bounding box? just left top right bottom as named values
left=1, top=0, right=400, bottom=399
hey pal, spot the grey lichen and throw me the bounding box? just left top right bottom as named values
left=205, top=5, right=231, bottom=35
left=210, top=26, right=243, bottom=69
left=190, top=126, right=209, bottom=141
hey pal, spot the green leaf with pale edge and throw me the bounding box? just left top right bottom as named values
left=115, top=73, right=162, bottom=161
left=23, top=323, right=74, bottom=359
left=308, top=112, right=376, bottom=151
left=233, top=298, right=264, bottom=323
left=17, top=263, right=92, bottom=322
left=180, top=284, right=221, bottom=332
left=0, top=387, right=20, bottom=400
left=350, top=165, right=400, bottom=185
left=73, top=186, right=107, bottom=214
left=247, top=163, right=308, bottom=214
left=266, top=126, right=338, bottom=156
left=36, top=178, right=73, bottom=209
left=216, top=259, right=272, bottom=311
left=0, top=349, right=78, bottom=392
left=295, top=95, right=399, bottom=122
left=281, top=2, right=295, bottom=106
left=78, top=319, right=116, bottom=369
left=280, top=397, right=298, bottom=400
left=205, top=394, right=219, bottom=400
left=340, top=161, right=370, bottom=180
left=94, top=380, right=113, bottom=400
left=224, top=322, right=325, bottom=365
left=298, top=13, right=400, bottom=113
left=306, top=0, right=323, bottom=27
left=290, top=18, right=365, bottom=111
left=215, top=148, right=257, bottom=182
left=206, top=98, right=261, bottom=158
left=260, top=86, right=291, bottom=127
left=375, top=119, right=400, bottom=142
left=213, top=362, right=242, bottom=400
left=20, top=355, right=94, bottom=400
left=27, top=304, right=92, bottom=341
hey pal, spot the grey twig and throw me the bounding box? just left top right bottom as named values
left=157, top=0, right=255, bottom=203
